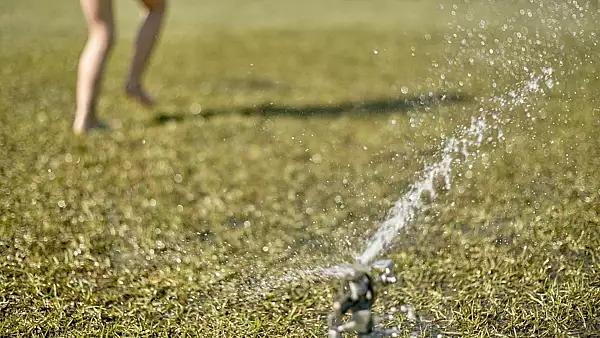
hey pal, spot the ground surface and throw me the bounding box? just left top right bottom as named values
left=1, top=0, right=600, bottom=337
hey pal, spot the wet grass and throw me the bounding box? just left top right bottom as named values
left=1, top=0, right=600, bottom=337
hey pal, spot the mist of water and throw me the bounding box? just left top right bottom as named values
left=356, top=67, right=555, bottom=265
left=253, top=0, right=599, bottom=285
left=354, top=0, right=600, bottom=265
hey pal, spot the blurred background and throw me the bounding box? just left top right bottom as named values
left=1, top=0, right=599, bottom=337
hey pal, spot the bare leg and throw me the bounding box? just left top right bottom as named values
left=125, top=0, right=167, bottom=106
left=74, top=0, right=115, bottom=134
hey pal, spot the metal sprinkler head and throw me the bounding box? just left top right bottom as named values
left=371, top=259, right=397, bottom=285
left=327, top=259, right=399, bottom=338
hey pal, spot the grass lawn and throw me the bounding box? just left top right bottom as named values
left=1, top=0, right=600, bottom=336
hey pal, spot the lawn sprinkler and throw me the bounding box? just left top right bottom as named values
left=327, top=259, right=399, bottom=337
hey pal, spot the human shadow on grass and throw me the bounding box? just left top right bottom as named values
left=153, top=92, right=471, bottom=124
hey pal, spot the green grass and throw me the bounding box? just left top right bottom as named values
left=1, top=0, right=600, bottom=336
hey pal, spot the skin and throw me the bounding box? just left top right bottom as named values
left=73, top=0, right=167, bottom=134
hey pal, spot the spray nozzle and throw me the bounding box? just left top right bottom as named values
left=327, top=259, right=399, bottom=337
left=371, top=259, right=397, bottom=284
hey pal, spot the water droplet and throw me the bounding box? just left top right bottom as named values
left=311, top=154, right=323, bottom=164
left=189, top=102, right=202, bottom=115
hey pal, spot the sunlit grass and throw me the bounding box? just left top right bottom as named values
left=1, top=0, right=599, bottom=337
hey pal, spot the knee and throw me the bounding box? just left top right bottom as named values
left=89, top=26, right=115, bottom=51
left=142, top=0, right=167, bottom=13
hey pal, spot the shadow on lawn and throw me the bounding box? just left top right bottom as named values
left=152, top=92, right=471, bottom=124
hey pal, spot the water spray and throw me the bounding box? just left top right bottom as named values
left=313, top=0, right=595, bottom=334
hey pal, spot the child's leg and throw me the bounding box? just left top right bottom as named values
left=125, top=0, right=167, bottom=106
left=74, top=0, right=115, bottom=134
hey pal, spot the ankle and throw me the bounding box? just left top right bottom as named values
left=126, top=81, right=140, bottom=90
left=124, top=83, right=154, bottom=106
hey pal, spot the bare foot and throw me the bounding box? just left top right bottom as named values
left=73, top=117, right=110, bottom=135
left=125, top=83, right=154, bottom=106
